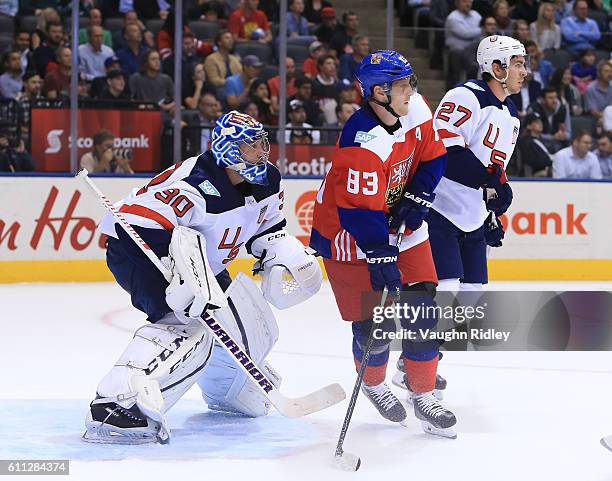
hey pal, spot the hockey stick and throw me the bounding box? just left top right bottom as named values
left=77, top=169, right=346, bottom=418
left=333, top=225, right=406, bottom=471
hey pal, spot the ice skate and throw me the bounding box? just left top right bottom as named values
left=83, top=399, right=165, bottom=445
left=392, top=357, right=447, bottom=400
left=411, top=390, right=457, bottom=439
left=360, top=382, right=407, bottom=423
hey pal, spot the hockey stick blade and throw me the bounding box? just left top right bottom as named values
left=601, top=436, right=612, bottom=452
left=269, top=384, right=346, bottom=418
left=333, top=451, right=361, bottom=471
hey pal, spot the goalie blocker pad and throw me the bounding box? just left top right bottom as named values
left=250, top=229, right=323, bottom=309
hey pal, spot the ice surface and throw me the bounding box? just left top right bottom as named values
left=2, top=281, right=612, bottom=480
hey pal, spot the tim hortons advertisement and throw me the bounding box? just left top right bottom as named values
left=0, top=177, right=611, bottom=281
left=31, top=108, right=162, bottom=172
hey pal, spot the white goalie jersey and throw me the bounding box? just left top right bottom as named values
left=431, top=79, right=520, bottom=232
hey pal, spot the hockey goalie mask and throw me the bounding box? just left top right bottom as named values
left=212, top=111, right=271, bottom=185
left=477, top=36, right=530, bottom=92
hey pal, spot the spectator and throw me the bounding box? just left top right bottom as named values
left=330, top=11, right=360, bottom=57
left=313, top=54, right=340, bottom=124
left=78, top=25, right=115, bottom=81
left=31, top=7, right=61, bottom=50
left=185, top=92, right=220, bottom=152
left=339, top=35, right=370, bottom=82
left=162, top=31, right=199, bottom=83
left=571, top=48, right=597, bottom=95
left=323, top=101, right=358, bottom=143
left=530, top=87, right=570, bottom=152
left=596, top=132, right=612, bottom=178
left=529, top=2, right=561, bottom=50
left=17, top=71, right=42, bottom=143
left=288, top=0, right=312, bottom=39
left=510, top=71, right=542, bottom=120
left=282, top=99, right=321, bottom=144
left=80, top=129, right=134, bottom=174
left=315, top=7, right=340, bottom=46
left=553, top=130, right=602, bottom=178
left=187, top=0, right=226, bottom=22
left=118, top=0, right=170, bottom=20
left=493, top=0, right=513, bottom=36
left=226, top=54, right=263, bottom=109
left=513, top=19, right=531, bottom=42
left=549, top=66, right=583, bottom=116
left=0, top=50, right=24, bottom=100
left=157, top=10, right=214, bottom=59
left=481, top=16, right=498, bottom=37
left=429, top=0, right=452, bottom=66
left=512, top=0, right=540, bottom=24
left=42, top=45, right=71, bottom=99
left=0, top=134, right=35, bottom=172
left=14, top=30, right=32, bottom=75
left=289, top=76, right=321, bottom=125
left=183, top=62, right=215, bottom=109
left=583, top=60, right=612, bottom=123
left=78, top=8, right=113, bottom=48
left=241, top=100, right=260, bottom=120
left=268, top=57, right=297, bottom=113
left=445, top=0, right=482, bottom=87
left=129, top=49, right=175, bottom=113
left=97, top=69, right=131, bottom=102
left=115, top=23, right=148, bottom=78
left=204, top=30, right=242, bottom=89
left=304, top=0, right=333, bottom=25
left=553, top=0, right=572, bottom=24
left=90, top=56, right=123, bottom=98
left=338, top=78, right=360, bottom=108
left=524, top=40, right=553, bottom=87
left=228, top=0, right=273, bottom=43
left=303, top=41, right=325, bottom=78
left=560, top=0, right=601, bottom=55
left=248, top=79, right=276, bottom=124
left=604, top=105, right=612, bottom=131
left=112, top=11, right=155, bottom=51
left=517, top=112, right=553, bottom=176
left=30, top=21, right=63, bottom=77
left=0, top=0, right=17, bottom=17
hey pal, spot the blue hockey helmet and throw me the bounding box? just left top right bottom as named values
left=211, top=111, right=270, bottom=184
left=356, top=50, right=417, bottom=117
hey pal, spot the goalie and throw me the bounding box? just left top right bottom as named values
left=83, top=111, right=322, bottom=444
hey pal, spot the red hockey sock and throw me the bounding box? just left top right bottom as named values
left=403, top=356, right=438, bottom=393
left=354, top=357, right=387, bottom=386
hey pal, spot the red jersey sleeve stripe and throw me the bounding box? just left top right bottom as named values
left=119, top=204, right=175, bottom=231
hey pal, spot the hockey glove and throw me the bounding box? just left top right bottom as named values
left=482, top=164, right=513, bottom=215
left=388, top=188, right=435, bottom=233
left=365, top=244, right=402, bottom=298
left=484, top=212, right=505, bottom=248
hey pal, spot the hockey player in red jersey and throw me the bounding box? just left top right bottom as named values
left=310, top=50, right=457, bottom=437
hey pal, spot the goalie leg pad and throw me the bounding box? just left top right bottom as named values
left=197, top=273, right=281, bottom=417
left=89, top=316, right=213, bottom=442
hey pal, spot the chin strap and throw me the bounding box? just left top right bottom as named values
left=368, top=93, right=402, bottom=118
left=491, top=67, right=511, bottom=97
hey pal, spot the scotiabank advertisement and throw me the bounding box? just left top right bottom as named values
left=270, top=145, right=334, bottom=176
left=0, top=177, right=611, bottom=281
left=31, top=108, right=162, bottom=172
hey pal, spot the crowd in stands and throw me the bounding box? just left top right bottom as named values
left=0, top=0, right=609, bottom=178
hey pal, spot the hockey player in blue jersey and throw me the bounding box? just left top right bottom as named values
left=83, top=111, right=323, bottom=444
left=426, top=36, right=528, bottom=292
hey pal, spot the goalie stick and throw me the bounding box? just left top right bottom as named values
left=77, top=169, right=346, bottom=418
left=333, top=224, right=406, bottom=471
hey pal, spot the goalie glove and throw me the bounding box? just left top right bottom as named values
left=250, top=229, right=322, bottom=309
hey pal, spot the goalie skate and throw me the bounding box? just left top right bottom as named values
left=392, top=357, right=447, bottom=400
left=411, top=391, right=457, bottom=439
left=83, top=400, right=167, bottom=445
left=360, top=382, right=407, bottom=423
